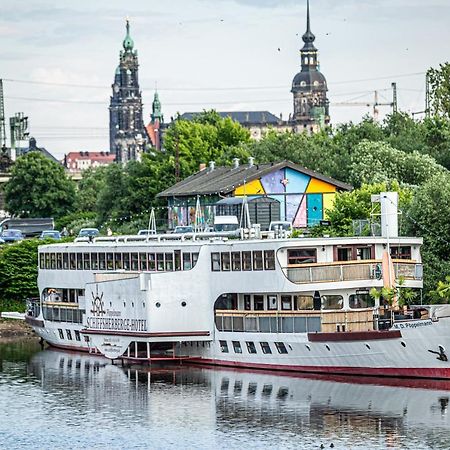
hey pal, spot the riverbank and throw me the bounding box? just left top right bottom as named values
left=0, top=318, right=37, bottom=341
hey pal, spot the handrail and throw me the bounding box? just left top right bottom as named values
left=286, top=259, right=418, bottom=269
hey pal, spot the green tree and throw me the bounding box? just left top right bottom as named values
left=75, top=166, right=108, bottom=212
left=428, top=62, right=450, bottom=119
left=4, top=152, right=76, bottom=219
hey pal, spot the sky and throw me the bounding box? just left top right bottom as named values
left=1, top=0, right=450, bottom=159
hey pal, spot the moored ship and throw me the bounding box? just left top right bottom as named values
left=25, top=192, right=450, bottom=379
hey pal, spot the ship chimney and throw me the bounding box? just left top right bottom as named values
left=371, top=192, right=399, bottom=238
left=233, top=158, right=240, bottom=168
left=209, top=161, right=215, bottom=171
left=248, top=157, right=255, bottom=167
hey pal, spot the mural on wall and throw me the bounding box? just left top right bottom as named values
left=233, top=167, right=337, bottom=226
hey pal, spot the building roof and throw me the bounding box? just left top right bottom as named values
left=157, top=160, right=352, bottom=198
left=179, top=111, right=281, bottom=126
left=65, top=151, right=115, bottom=163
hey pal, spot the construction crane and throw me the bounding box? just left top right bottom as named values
left=0, top=79, right=6, bottom=151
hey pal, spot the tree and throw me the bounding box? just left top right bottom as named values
left=4, top=152, right=76, bottom=219
left=75, top=166, right=108, bottom=212
left=428, top=62, right=450, bottom=119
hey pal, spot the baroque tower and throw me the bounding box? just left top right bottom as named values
left=291, top=0, right=329, bottom=132
left=109, top=20, right=148, bottom=163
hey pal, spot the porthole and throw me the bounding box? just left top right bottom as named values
left=401, top=341, right=406, bottom=348
left=305, top=344, right=311, bottom=351
left=365, top=343, right=371, bottom=350
left=132, top=302, right=134, bottom=308
left=181, top=301, right=187, bottom=307
left=123, top=302, right=126, bottom=307
left=143, top=302, right=146, bottom=308
left=155, top=302, right=161, bottom=308
left=325, top=344, right=331, bottom=351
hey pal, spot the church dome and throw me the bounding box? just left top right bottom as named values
left=291, top=70, right=327, bottom=93
left=123, top=20, right=134, bottom=52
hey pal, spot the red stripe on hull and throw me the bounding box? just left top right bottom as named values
left=308, top=330, right=401, bottom=342
left=190, top=358, right=450, bottom=380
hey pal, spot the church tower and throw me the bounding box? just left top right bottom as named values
left=291, top=0, right=329, bottom=133
left=109, top=20, right=148, bottom=163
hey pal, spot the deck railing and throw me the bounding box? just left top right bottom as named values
left=285, top=260, right=422, bottom=284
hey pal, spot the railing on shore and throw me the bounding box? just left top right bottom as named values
left=284, top=259, right=422, bottom=284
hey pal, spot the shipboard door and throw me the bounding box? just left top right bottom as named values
left=307, top=194, right=323, bottom=226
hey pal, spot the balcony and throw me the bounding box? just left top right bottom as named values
left=284, top=260, right=422, bottom=285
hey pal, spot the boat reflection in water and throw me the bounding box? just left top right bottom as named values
left=26, top=349, right=450, bottom=449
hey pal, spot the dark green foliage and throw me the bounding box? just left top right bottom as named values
left=428, top=62, right=450, bottom=119
left=4, top=152, right=76, bottom=219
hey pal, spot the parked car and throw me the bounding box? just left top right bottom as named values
left=0, top=229, right=24, bottom=242
left=138, top=229, right=157, bottom=236
left=174, top=226, right=194, bottom=234
left=268, top=221, right=292, bottom=232
left=78, top=228, right=100, bottom=238
left=0, top=217, right=54, bottom=237
left=39, top=230, right=62, bottom=240
left=0, top=237, right=4, bottom=244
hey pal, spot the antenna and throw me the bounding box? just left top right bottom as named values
left=146, top=207, right=156, bottom=241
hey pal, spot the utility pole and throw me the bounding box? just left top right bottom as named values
left=391, top=82, right=398, bottom=114
left=425, top=71, right=431, bottom=118
left=0, top=79, right=6, bottom=151
left=9, top=112, right=29, bottom=161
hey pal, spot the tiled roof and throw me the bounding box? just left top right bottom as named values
left=66, top=151, right=115, bottom=162
left=179, top=111, right=281, bottom=125
left=157, top=160, right=352, bottom=197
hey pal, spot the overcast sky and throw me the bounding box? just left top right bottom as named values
left=1, top=0, right=450, bottom=159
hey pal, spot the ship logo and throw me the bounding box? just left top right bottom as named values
left=90, top=286, right=106, bottom=316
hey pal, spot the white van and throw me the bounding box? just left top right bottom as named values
left=213, top=215, right=239, bottom=233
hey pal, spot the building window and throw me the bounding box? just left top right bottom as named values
left=260, top=342, right=272, bottom=354
left=231, top=252, right=241, bottom=271
left=390, top=246, right=412, bottom=260
left=322, top=295, right=344, bottom=310
left=254, top=295, right=264, bottom=311
left=221, top=252, right=231, bottom=271
left=288, top=249, right=317, bottom=265
left=267, top=295, right=278, bottom=310
left=211, top=253, right=221, bottom=271
left=295, top=295, right=314, bottom=310
left=253, top=251, right=263, bottom=270
left=246, top=341, right=257, bottom=354
left=232, top=341, right=242, bottom=354
left=220, top=340, right=229, bottom=353
left=242, top=251, right=252, bottom=271
left=244, top=294, right=251, bottom=311
left=281, top=295, right=292, bottom=310
left=264, top=250, right=275, bottom=270
left=275, top=342, right=288, bottom=354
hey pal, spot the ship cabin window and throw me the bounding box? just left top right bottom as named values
left=260, top=342, right=272, bottom=354
left=244, top=294, right=251, bottom=310
left=131, top=253, right=139, bottom=271
left=221, top=252, right=231, bottom=271
left=192, top=253, right=199, bottom=267
left=174, top=251, right=181, bottom=271
left=58, top=329, right=64, bottom=339
left=349, top=292, right=375, bottom=309
left=63, top=253, right=69, bottom=269
left=215, top=294, right=238, bottom=310
left=56, top=253, right=62, bottom=270
left=321, top=295, right=344, bottom=310
left=148, top=253, right=156, bottom=271
left=140, top=253, right=148, bottom=271
left=83, top=253, right=91, bottom=270
left=281, top=295, right=292, bottom=310
left=165, top=253, right=174, bottom=271
left=267, top=295, right=278, bottom=310
left=253, top=251, right=263, bottom=270
left=75, top=330, right=81, bottom=341
left=356, top=246, right=372, bottom=260
left=76, top=253, right=83, bottom=270
left=337, top=247, right=352, bottom=261
left=50, top=253, right=56, bottom=269
left=44, top=253, right=50, bottom=269
left=69, top=253, right=76, bottom=270
left=157, top=253, right=164, bottom=271
left=183, top=252, right=191, bottom=270
left=254, top=295, right=264, bottom=311
left=107, top=253, right=114, bottom=270
left=246, top=341, right=257, bottom=354
left=66, top=329, right=72, bottom=340
left=115, top=253, right=123, bottom=270
left=123, top=253, right=130, bottom=270
left=232, top=341, right=242, bottom=353
left=39, top=254, right=44, bottom=269
left=100, top=253, right=107, bottom=270
left=232, top=252, right=241, bottom=271
left=264, top=250, right=275, bottom=270
left=211, top=253, right=221, bottom=271
left=220, top=340, right=229, bottom=353
left=91, top=253, right=99, bottom=270
left=288, top=249, right=317, bottom=265
left=242, top=251, right=252, bottom=271
left=275, top=342, right=288, bottom=354
left=296, top=295, right=314, bottom=310
left=390, top=246, right=412, bottom=260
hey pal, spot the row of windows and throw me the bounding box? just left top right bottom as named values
left=58, top=328, right=81, bottom=341
left=40, top=251, right=199, bottom=272
left=211, top=250, right=275, bottom=272
left=220, top=340, right=288, bottom=355
left=44, top=307, right=85, bottom=323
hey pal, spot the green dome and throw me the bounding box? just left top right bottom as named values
left=122, top=19, right=134, bottom=51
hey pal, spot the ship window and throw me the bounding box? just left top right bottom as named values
left=264, top=250, right=275, bottom=270
left=253, top=251, right=263, bottom=270
left=337, top=247, right=352, bottom=261
left=114, top=252, right=122, bottom=270
left=244, top=294, right=251, bottom=310
left=63, top=253, right=69, bottom=270
left=98, top=253, right=106, bottom=270
left=50, top=253, right=56, bottom=270
left=91, top=253, right=98, bottom=270
left=83, top=253, right=90, bottom=270
left=246, top=341, right=257, bottom=354
left=349, top=293, right=374, bottom=309
left=295, top=295, right=314, bottom=310
left=192, top=253, right=199, bottom=267
left=123, top=253, right=130, bottom=270
left=165, top=253, right=174, bottom=271
left=56, top=253, right=62, bottom=270
left=183, top=252, right=192, bottom=270
left=69, top=253, right=76, bottom=270
left=260, top=342, right=272, bottom=354
left=275, top=342, right=288, bottom=354
left=76, top=253, right=83, bottom=270
left=281, top=295, right=292, bottom=310
left=221, top=252, right=231, bottom=271
left=390, top=246, right=412, bottom=260
left=267, top=295, right=278, bottom=310
left=107, top=253, right=114, bottom=270
left=356, top=246, right=372, bottom=260
left=211, top=253, right=221, bottom=271
left=254, top=295, right=264, bottom=311
left=242, top=251, right=252, bottom=271
left=288, top=249, right=317, bottom=265
left=219, top=340, right=229, bottom=353
left=131, top=253, right=139, bottom=270
left=44, top=253, right=50, bottom=269
left=140, top=253, right=148, bottom=271
left=232, top=341, right=242, bottom=353
left=75, top=330, right=81, bottom=341
left=58, top=329, right=64, bottom=339
left=321, top=295, right=344, bottom=310
left=174, top=250, right=181, bottom=271
left=231, top=252, right=241, bottom=271
left=156, top=253, right=164, bottom=271
left=148, top=253, right=156, bottom=271
left=66, top=329, right=72, bottom=340
left=39, top=253, right=44, bottom=269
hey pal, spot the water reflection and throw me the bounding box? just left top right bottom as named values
left=1, top=345, right=450, bottom=449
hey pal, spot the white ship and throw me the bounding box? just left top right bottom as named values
left=25, top=193, right=450, bottom=379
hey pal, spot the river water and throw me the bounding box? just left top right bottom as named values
left=1, top=341, right=450, bottom=449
